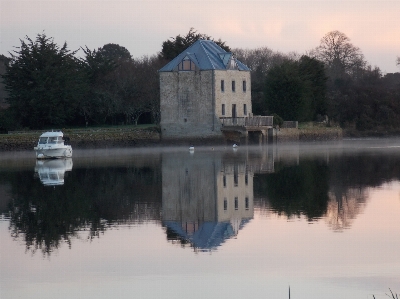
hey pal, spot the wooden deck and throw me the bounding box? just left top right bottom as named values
left=220, top=116, right=273, bottom=131
left=220, top=116, right=275, bottom=145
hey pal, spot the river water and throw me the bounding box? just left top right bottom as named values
left=0, top=139, right=399, bottom=299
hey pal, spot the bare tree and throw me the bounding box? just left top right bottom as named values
left=312, top=31, right=366, bottom=80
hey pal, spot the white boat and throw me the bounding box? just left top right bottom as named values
left=34, top=158, right=73, bottom=186
left=34, top=131, right=72, bottom=159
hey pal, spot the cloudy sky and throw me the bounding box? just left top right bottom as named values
left=1, top=0, right=399, bottom=73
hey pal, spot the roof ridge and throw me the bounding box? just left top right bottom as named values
left=198, top=40, right=217, bottom=70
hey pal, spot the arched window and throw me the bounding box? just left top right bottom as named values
left=177, top=56, right=197, bottom=71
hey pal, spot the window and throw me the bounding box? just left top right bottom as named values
left=232, top=80, right=235, bottom=92
left=177, top=57, right=196, bottom=71
left=234, top=197, right=238, bottom=210
left=243, top=80, right=246, bottom=92
left=223, top=175, right=226, bottom=187
left=234, top=164, right=238, bottom=186
left=224, top=198, right=227, bottom=211
left=48, top=137, right=57, bottom=144
left=221, top=80, right=225, bottom=92
left=228, top=58, right=237, bottom=70
left=245, top=197, right=249, bottom=210
left=234, top=173, right=238, bottom=186
left=243, top=104, right=247, bottom=116
left=245, top=174, right=248, bottom=185
left=222, top=104, right=225, bottom=116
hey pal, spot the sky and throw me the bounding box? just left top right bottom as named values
left=1, top=0, right=399, bottom=73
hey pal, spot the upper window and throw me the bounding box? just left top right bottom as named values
left=227, top=57, right=238, bottom=70
left=221, top=80, right=225, bottom=92
left=232, top=80, right=236, bottom=92
left=177, top=57, right=197, bottom=71
left=243, top=80, right=246, bottom=92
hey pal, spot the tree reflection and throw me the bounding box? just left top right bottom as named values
left=325, top=188, right=368, bottom=231
left=3, top=165, right=161, bottom=255
left=3, top=144, right=400, bottom=255
left=254, top=159, right=330, bottom=220
left=254, top=148, right=400, bottom=229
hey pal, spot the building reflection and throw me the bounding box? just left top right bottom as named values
left=34, top=158, right=73, bottom=186
left=161, top=149, right=275, bottom=251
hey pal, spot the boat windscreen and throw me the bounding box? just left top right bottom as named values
left=39, top=137, right=48, bottom=144
left=48, top=137, right=58, bottom=144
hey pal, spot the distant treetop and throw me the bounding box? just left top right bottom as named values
left=160, top=28, right=231, bottom=61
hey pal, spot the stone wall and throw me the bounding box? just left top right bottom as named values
left=160, top=69, right=252, bottom=139
left=160, top=70, right=222, bottom=139
left=214, top=70, right=252, bottom=118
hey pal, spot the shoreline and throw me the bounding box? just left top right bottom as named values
left=2, top=125, right=399, bottom=152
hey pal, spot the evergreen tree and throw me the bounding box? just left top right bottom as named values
left=160, top=28, right=230, bottom=61
left=3, top=33, right=87, bottom=129
left=264, top=56, right=327, bottom=122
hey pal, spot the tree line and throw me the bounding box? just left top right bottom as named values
left=235, top=30, right=400, bottom=132
left=0, top=29, right=399, bottom=132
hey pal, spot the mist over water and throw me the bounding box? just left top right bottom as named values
left=1, top=139, right=399, bottom=299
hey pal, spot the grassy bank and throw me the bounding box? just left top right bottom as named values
left=276, top=122, right=343, bottom=142
left=0, top=125, right=161, bottom=151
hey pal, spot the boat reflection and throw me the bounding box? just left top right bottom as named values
left=34, top=158, right=73, bottom=186
left=161, top=150, right=272, bottom=251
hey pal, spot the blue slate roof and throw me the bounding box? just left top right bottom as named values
left=159, top=39, right=250, bottom=72
left=163, top=219, right=251, bottom=251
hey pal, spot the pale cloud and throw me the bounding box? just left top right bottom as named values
left=1, top=0, right=399, bottom=72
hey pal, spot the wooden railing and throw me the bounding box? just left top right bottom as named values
left=282, top=121, right=298, bottom=128
left=220, top=116, right=273, bottom=127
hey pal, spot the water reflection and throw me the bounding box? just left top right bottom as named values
left=161, top=151, right=259, bottom=251
left=326, top=188, right=368, bottom=231
left=2, top=141, right=400, bottom=254
left=34, top=158, right=73, bottom=186
left=2, top=154, right=162, bottom=255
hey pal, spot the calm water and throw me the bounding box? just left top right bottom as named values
left=1, top=140, right=399, bottom=299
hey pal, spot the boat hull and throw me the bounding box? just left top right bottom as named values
left=34, top=146, right=73, bottom=159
